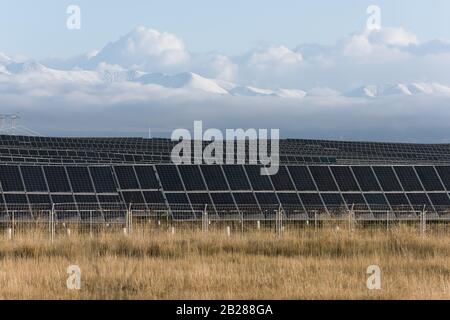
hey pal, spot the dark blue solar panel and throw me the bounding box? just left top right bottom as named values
left=255, top=193, right=279, bottom=205
left=233, top=192, right=257, bottom=205
left=385, top=193, right=411, bottom=207
left=277, top=193, right=301, bottom=205
left=415, top=166, right=445, bottom=191
left=20, top=166, right=47, bottom=192
left=66, top=166, right=94, bottom=193
left=143, top=191, right=165, bottom=204
left=435, top=166, right=450, bottom=190
left=210, top=192, right=234, bottom=205
left=223, top=165, right=251, bottom=190
left=288, top=166, right=316, bottom=191
left=156, top=165, right=184, bottom=191
left=321, top=193, right=344, bottom=207
left=330, top=166, right=359, bottom=191
left=363, top=193, right=388, bottom=208
left=0, top=165, right=24, bottom=191
left=89, top=166, right=117, bottom=193
left=394, top=166, right=423, bottom=191
left=269, top=166, right=295, bottom=190
left=372, top=166, right=402, bottom=191
left=244, top=166, right=274, bottom=191
left=309, top=166, right=338, bottom=191
left=406, top=193, right=432, bottom=208
left=114, top=166, right=140, bottom=189
left=342, top=193, right=367, bottom=207
left=352, top=166, right=381, bottom=191
left=134, top=166, right=160, bottom=189
left=44, top=166, right=71, bottom=192
left=178, top=166, right=206, bottom=191
left=121, top=191, right=145, bottom=204
left=200, top=165, right=229, bottom=191
left=298, top=193, right=323, bottom=207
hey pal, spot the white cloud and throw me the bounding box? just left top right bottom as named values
left=91, top=26, right=190, bottom=72
left=192, top=54, right=237, bottom=82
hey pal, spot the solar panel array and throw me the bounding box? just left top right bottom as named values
left=3, top=134, right=450, bottom=165
left=1, top=162, right=450, bottom=218
left=1, top=134, right=450, bottom=218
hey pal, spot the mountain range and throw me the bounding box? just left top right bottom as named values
left=1, top=53, right=450, bottom=99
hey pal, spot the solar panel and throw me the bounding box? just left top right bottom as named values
left=342, top=193, right=367, bottom=208
left=66, top=166, right=95, bottom=193
left=210, top=192, right=234, bottom=205
left=89, top=166, right=117, bottom=193
left=330, top=166, right=359, bottom=191
left=4, top=193, right=28, bottom=204
left=321, top=193, right=344, bottom=207
left=435, top=166, right=450, bottom=190
left=187, top=193, right=212, bottom=206
left=0, top=165, right=24, bottom=191
left=372, top=166, right=402, bottom=191
left=244, top=165, right=274, bottom=191
left=351, top=166, right=381, bottom=191
left=255, top=193, right=279, bottom=205
left=178, top=165, right=206, bottom=191
left=269, top=166, right=295, bottom=190
left=134, top=166, right=160, bottom=189
left=143, top=191, right=165, bottom=204
left=385, top=193, right=411, bottom=207
left=393, top=166, right=423, bottom=191
left=200, top=165, right=229, bottom=191
left=428, top=193, right=450, bottom=207
left=20, top=166, right=48, bottom=192
left=156, top=165, right=184, bottom=191
left=309, top=166, right=339, bottom=191
left=298, top=193, right=323, bottom=208
left=406, top=193, right=432, bottom=209
left=114, top=166, right=140, bottom=189
left=222, top=165, right=251, bottom=190
left=288, top=166, right=316, bottom=191
left=121, top=191, right=145, bottom=205
left=363, top=193, right=388, bottom=209
left=233, top=192, right=257, bottom=205
left=43, top=166, right=71, bottom=192
left=415, top=166, right=444, bottom=191
left=277, top=193, right=301, bottom=205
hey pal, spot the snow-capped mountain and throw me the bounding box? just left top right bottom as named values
left=134, top=72, right=228, bottom=94
left=228, top=85, right=306, bottom=98
left=5, top=61, right=102, bottom=84
left=347, top=83, right=450, bottom=98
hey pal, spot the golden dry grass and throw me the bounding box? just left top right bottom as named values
left=0, top=225, right=450, bottom=299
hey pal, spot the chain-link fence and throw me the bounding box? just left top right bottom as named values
left=1, top=203, right=450, bottom=240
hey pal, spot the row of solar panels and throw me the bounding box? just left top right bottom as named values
left=1, top=164, right=450, bottom=192
left=1, top=164, right=450, bottom=216
left=2, top=135, right=450, bottom=165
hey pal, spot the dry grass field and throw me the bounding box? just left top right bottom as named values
left=0, top=224, right=450, bottom=299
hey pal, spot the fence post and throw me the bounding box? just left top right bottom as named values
left=348, top=204, right=354, bottom=234
left=50, top=204, right=55, bottom=243
left=90, top=210, right=93, bottom=238
left=421, top=205, right=426, bottom=237
left=276, top=204, right=283, bottom=238
left=11, top=210, right=15, bottom=240
left=202, top=204, right=208, bottom=234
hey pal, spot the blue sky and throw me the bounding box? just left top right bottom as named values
left=1, top=0, right=450, bottom=59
